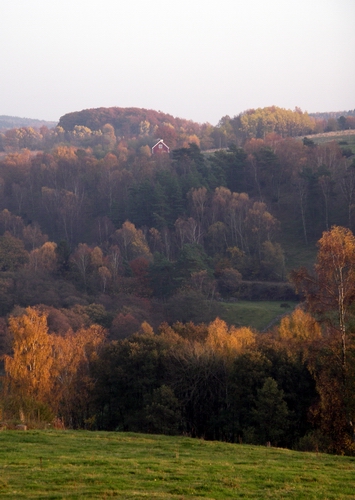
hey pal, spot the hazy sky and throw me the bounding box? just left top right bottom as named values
left=1, top=0, right=354, bottom=125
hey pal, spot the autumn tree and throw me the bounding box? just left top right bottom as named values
left=206, top=318, right=255, bottom=359
left=98, top=266, right=112, bottom=293
left=175, top=217, right=201, bottom=247
left=278, top=307, right=321, bottom=360
left=4, top=308, right=53, bottom=412
left=22, top=222, right=48, bottom=251
left=113, top=220, right=151, bottom=261
left=211, top=188, right=251, bottom=253
left=3, top=307, right=105, bottom=425
left=51, top=325, right=105, bottom=427
left=260, top=241, right=285, bottom=281
left=292, top=226, right=355, bottom=370
left=291, top=226, right=355, bottom=451
left=28, top=241, right=57, bottom=273
left=239, top=106, right=315, bottom=139
left=244, top=202, right=280, bottom=263
left=109, top=313, right=140, bottom=340
left=0, top=209, right=24, bottom=238
left=107, top=244, right=122, bottom=282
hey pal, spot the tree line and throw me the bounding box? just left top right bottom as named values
left=1, top=225, right=355, bottom=454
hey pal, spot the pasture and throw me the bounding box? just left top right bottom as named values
left=219, top=300, right=297, bottom=331
left=0, top=430, right=354, bottom=498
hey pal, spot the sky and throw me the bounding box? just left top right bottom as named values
left=1, top=0, right=354, bottom=126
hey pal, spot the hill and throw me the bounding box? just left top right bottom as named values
left=57, top=106, right=205, bottom=149
left=0, top=430, right=354, bottom=499
left=58, top=106, right=202, bottom=132
left=0, top=115, right=57, bottom=131
left=0, top=106, right=355, bottom=452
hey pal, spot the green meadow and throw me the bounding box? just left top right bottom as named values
left=219, top=301, right=297, bottom=331
left=309, top=131, right=355, bottom=154
left=0, top=430, right=354, bottom=499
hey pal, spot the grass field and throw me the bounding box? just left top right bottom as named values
left=219, top=301, right=296, bottom=331
left=303, top=130, right=355, bottom=155
left=318, top=133, right=355, bottom=153
left=0, top=430, right=354, bottom=499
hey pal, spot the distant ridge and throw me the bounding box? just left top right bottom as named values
left=0, top=115, right=57, bottom=131
left=309, top=109, right=355, bottom=120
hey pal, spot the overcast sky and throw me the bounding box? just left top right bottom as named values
left=1, top=0, right=354, bottom=125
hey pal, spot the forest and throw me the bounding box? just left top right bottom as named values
left=0, top=105, right=355, bottom=455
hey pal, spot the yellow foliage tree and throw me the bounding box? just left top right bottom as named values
left=206, top=318, right=255, bottom=359
left=28, top=241, right=57, bottom=272
left=90, top=246, right=104, bottom=268
left=278, top=308, right=321, bottom=360
left=3, top=308, right=106, bottom=424
left=4, top=308, right=53, bottom=403
left=52, top=145, right=77, bottom=163
left=114, top=220, right=151, bottom=261
left=51, top=325, right=105, bottom=420
left=279, top=308, right=321, bottom=342
left=291, top=226, right=355, bottom=369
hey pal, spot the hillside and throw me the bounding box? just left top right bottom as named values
left=58, top=106, right=202, bottom=132
left=0, top=106, right=355, bottom=453
left=0, top=430, right=354, bottom=499
left=57, top=106, right=206, bottom=149
left=0, top=115, right=57, bottom=131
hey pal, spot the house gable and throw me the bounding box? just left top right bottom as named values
left=152, top=139, right=170, bottom=154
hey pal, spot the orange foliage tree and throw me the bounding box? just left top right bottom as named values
left=206, top=318, right=255, bottom=361
left=4, top=308, right=53, bottom=404
left=51, top=325, right=105, bottom=426
left=3, top=307, right=105, bottom=425
left=291, top=226, right=355, bottom=370
left=291, top=226, right=355, bottom=453
left=278, top=307, right=321, bottom=360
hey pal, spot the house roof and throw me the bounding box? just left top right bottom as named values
left=152, top=139, right=170, bottom=151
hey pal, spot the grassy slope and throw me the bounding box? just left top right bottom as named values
left=0, top=430, right=354, bottom=499
left=218, top=301, right=296, bottom=331
left=307, top=131, right=355, bottom=154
